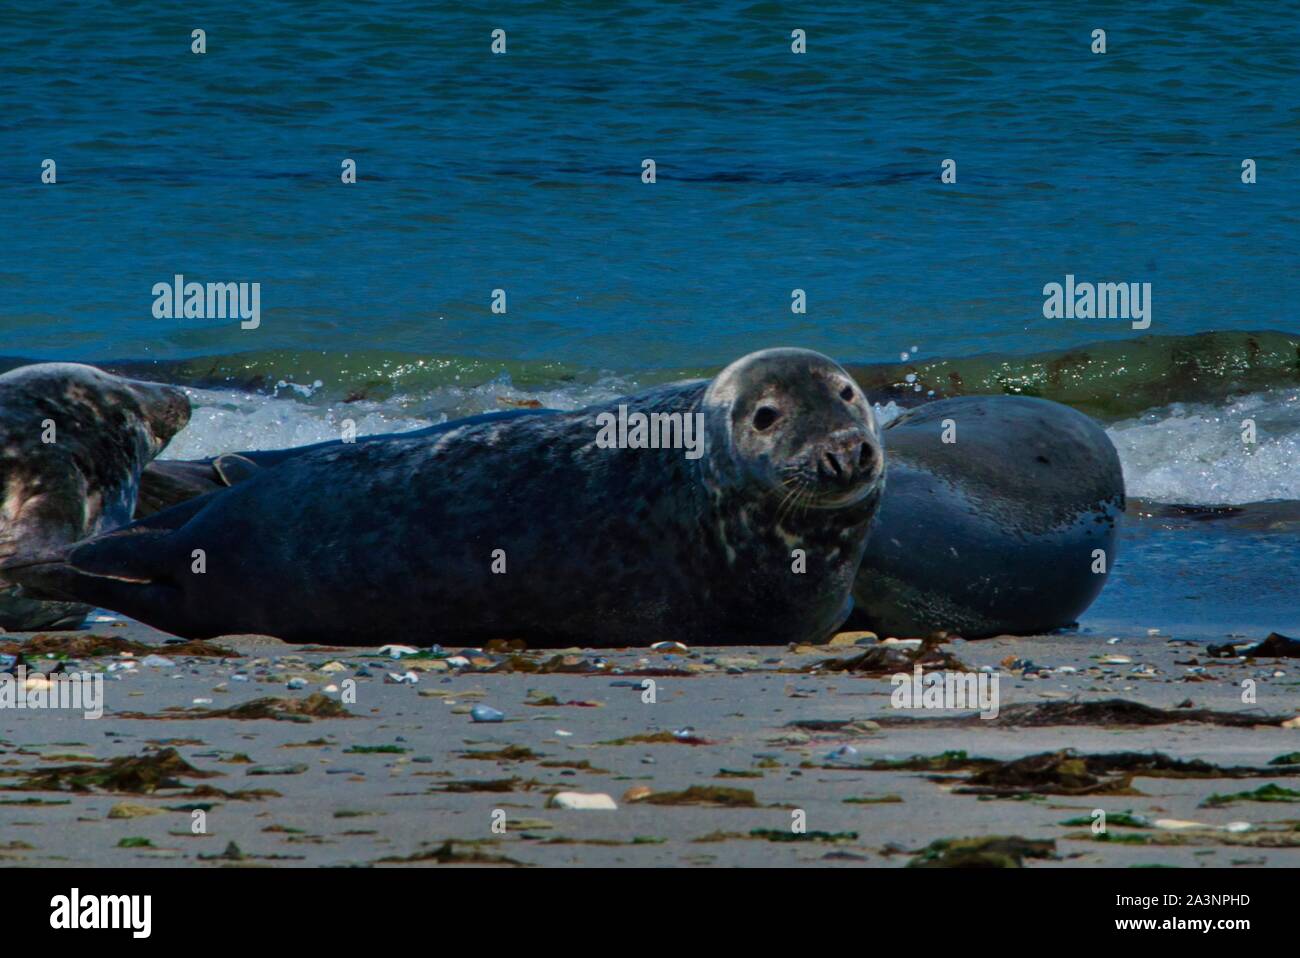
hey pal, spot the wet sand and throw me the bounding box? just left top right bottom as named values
left=3, top=620, right=1300, bottom=868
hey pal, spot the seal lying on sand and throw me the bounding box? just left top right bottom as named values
left=139, top=394, right=1124, bottom=640
left=847, top=396, right=1124, bottom=638
left=0, top=363, right=190, bottom=630
left=8, top=349, right=884, bottom=646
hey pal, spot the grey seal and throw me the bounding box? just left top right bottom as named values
left=8, top=349, right=884, bottom=646
left=847, top=395, right=1124, bottom=638
left=138, top=389, right=1123, bottom=640
left=0, top=363, right=190, bottom=630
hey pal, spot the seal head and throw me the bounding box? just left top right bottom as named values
left=0, top=363, right=190, bottom=630
left=704, top=347, right=882, bottom=513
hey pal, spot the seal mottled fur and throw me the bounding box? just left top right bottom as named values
left=0, top=363, right=190, bottom=630
left=9, top=349, right=883, bottom=646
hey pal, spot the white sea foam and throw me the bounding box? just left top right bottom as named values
left=165, top=384, right=1299, bottom=507
left=162, top=376, right=638, bottom=460
left=1107, top=389, right=1300, bottom=504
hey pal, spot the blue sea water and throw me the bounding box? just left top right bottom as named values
left=1, top=1, right=1298, bottom=638
left=1, top=0, right=1296, bottom=365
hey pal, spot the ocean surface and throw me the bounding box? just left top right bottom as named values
left=1, top=1, right=1297, bottom=638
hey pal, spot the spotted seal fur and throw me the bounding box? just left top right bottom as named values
left=7, top=349, right=883, bottom=646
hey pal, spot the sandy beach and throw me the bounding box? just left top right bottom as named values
left=4, top=620, right=1300, bottom=868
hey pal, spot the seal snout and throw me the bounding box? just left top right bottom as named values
left=812, top=426, right=881, bottom=495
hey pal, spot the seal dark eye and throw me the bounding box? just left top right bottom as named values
left=840, top=386, right=854, bottom=401
left=752, top=406, right=780, bottom=431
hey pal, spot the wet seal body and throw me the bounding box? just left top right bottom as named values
left=847, top=396, right=1124, bottom=638
left=12, top=349, right=884, bottom=647
left=0, top=363, right=190, bottom=630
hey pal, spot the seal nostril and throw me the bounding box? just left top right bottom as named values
left=823, top=451, right=843, bottom=478
left=858, top=442, right=874, bottom=470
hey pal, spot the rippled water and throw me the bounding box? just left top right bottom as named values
left=1, top=1, right=1296, bottom=365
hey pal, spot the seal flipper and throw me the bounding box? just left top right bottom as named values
left=212, top=453, right=260, bottom=486
left=1, top=524, right=194, bottom=634
left=137, top=460, right=225, bottom=516
left=2, top=491, right=213, bottom=602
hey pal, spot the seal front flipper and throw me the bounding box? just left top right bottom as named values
left=2, top=494, right=211, bottom=608
left=137, top=454, right=260, bottom=517
left=2, top=526, right=191, bottom=634
left=212, top=453, right=259, bottom=486
left=137, top=461, right=225, bottom=516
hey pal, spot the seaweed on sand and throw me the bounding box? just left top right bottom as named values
left=908, top=836, right=1057, bottom=868
left=952, top=750, right=1296, bottom=798
left=0, top=635, right=236, bottom=658
left=806, top=634, right=970, bottom=675
left=627, top=785, right=758, bottom=807
left=873, top=698, right=1293, bottom=728
left=377, top=840, right=524, bottom=865
left=8, top=748, right=218, bottom=794
left=118, top=693, right=352, bottom=722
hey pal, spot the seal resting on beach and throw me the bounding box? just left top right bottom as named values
left=137, top=391, right=1124, bottom=641
left=847, top=395, right=1124, bottom=638
left=7, top=349, right=884, bottom=646
left=0, top=363, right=190, bottom=630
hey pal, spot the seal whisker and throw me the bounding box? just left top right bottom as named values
left=776, top=478, right=809, bottom=526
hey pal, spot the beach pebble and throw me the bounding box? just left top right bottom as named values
left=713, top=655, right=759, bottom=670
left=247, top=764, right=308, bottom=776
left=548, top=791, right=617, bottom=811
left=445, top=656, right=470, bottom=669
left=829, top=630, right=878, bottom=647
left=1099, top=655, right=1131, bottom=665
left=286, top=677, right=308, bottom=690
left=825, top=745, right=860, bottom=765
left=244, top=764, right=305, bottom=774
left=385, top=671, right=419, bottom=685
left=319, top=661, right=347, bottom=673
left=470, top=705, right=505, bottom=723
left=379, top=645, right=420, bottom=658
left=140, top=654, right=174, bottom=668
left=650, top=641, right=688, bottom=653
left=108, top=802, right=165, bottom=819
